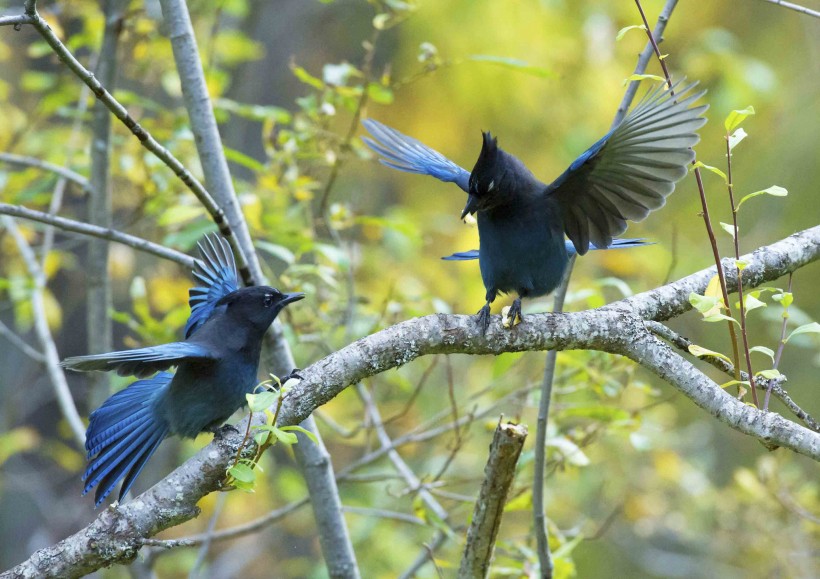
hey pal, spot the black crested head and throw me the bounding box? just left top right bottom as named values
left=217, top=286, right=304, bottom=333
left=464, top=131, right=542, bottom=217
left=469, top=131, right=499, bottom=197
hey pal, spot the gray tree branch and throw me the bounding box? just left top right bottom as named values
left=156, top=1, right=358, bottom=575
left=3, top=226, right=818, bottom=577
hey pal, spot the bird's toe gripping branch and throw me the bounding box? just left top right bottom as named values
left=507, top=297, right=523, bottom=327
left=476, top=303, right=492, bottom=335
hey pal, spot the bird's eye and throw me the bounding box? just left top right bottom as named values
left=263, top=293, right=274, bottom=307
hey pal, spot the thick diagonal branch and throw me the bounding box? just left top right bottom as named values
left=3, top=226, right=818, bottom=578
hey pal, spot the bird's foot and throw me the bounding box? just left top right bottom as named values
left=507, top=298, right=523, bottom=328
left=208, top=423, right=240, bottom=440
left=280, top=368, right=303, bottom=384
left=475, top=304, right=492, bottom=335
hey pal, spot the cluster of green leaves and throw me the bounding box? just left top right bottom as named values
left=687, top=107, right=820, bottom=397
left=226, top=375, right=316, bottom=492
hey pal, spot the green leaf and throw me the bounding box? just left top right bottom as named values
left=703, top=313, right=740, bottom=326
left=616, top=24, right=646, bottom=41
left=256, top=240, right=295, bottom=265
left=367, top=82, right=394, bottom=105
left=689, top=292, right=721, bottom=314
left=158, top=204, right=204, bottom=226
left=624, top=73, right=666, bottom=84
left=735, top=260, right=748, bottom=270
left=558, top=406, right=630, bottom=423
left=291, top=64, right=324, bottom=89
left=468, top=55, right=553, bottom=78
left=720, top=379, right=751, bottom=389
left=254, top=431, right=270, bottom=446
left=728, top=127, right=748, bottom=151
left=772, top=292, right=793, bottom=308
left=744, top=294, right=767, bottom=312
left=227, top=462, right=255, bottom=484
left=688, top=344, right=733, bottom=364
left=279, top=425, right=319, bottom=444
left=719, top=222, right=736, bottom=239
left=246, top=390, right=279, bottom=412
left=736, top=185, right=788, bottom=211
left=749, top=346, right=775, bottom=363
left=724, top=105, right=755, bottom=133
left=756, top=369, right=781, bottom=380
left=785, top=322, right=820, bottom=342
left=224, top=146, right=266, bottom=173
left=546, top=437, right=590, bottom=467
left=271, top=427, right=299, bottom=445
left=692, top=161, right=728, bottom=183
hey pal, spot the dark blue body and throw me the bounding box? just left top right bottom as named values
left=477, top=197, right=567, bottom=302
left=157, top=322, right=262, bottom=438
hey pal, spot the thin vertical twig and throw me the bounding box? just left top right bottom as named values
left=533, top=2, right=680, bottom=573
left=725, top=133, right=759, bottom=406
left=2, top=216, right=86, bottom=446
left=634, top=0, right=744, bottom=388
left=87, top=0, right=128, bottom=409
left=157, top=1, right=360, bottom=574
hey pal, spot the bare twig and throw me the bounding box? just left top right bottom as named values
left=761, top=0, right=820, bottom=19
left=534, top=2, right=680, bottom=570
left=0, top=152, right=93, bottom=194
left=0, top=203, right=195, bottom=268
left=725, top=128, right=759, bottom=406
left=0, top=319, right=45, bottom=362
left=4, top=0, right=244, bottom=277
left=533, top=257, right=574, bottom=578
left=2, top=216, right=86, bottom=446
left=458, top=420, right=527, bottom=579
left=357, top=383, right=455, bottom=578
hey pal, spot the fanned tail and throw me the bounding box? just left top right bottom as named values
left=83, top=372, right=172, bottom=506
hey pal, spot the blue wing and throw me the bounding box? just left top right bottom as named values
left=362, top=119, right=471, bottom=193
left=62, top=342, right=214, bottom=378
left=184, top=234, right=239, bottom=338
left=442, top=238, right=653, bottom=261
left=442, top=250, right=480, bottom=261
left=547, top=81, right=707, bottom=255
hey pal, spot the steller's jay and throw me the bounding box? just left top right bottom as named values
left=363, top=81, right=707, bottom=331
left=62, top=235, right=304, bottom=505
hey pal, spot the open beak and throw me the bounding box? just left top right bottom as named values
left=461, top=194, right=479, bottom=220
left=282, top=292, right=305, bottom=306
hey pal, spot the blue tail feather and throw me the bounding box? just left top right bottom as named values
left=83, top=372, right=172, bottom=506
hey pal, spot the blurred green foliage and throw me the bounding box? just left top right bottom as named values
left=0, top=0, right=818, bottom=577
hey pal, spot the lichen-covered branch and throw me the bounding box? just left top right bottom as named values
left=458, top=421, right=527, bottom=579
left=3, top=228, right=818, bottom=577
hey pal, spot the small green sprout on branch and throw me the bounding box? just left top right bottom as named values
left=225, top=373, right=316, bottom=492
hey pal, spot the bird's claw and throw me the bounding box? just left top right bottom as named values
left=475, top=304, right=492, bottom=335
left=208, top=423, right=240, bottom=440
left=280, top=368, right=302, bottom=384
left=508, top=298, right=523, bottom=327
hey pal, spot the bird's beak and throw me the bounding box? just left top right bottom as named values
left=282, top=292, right=305, bottom=305
left=461, top=194, right=479, bottom=220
